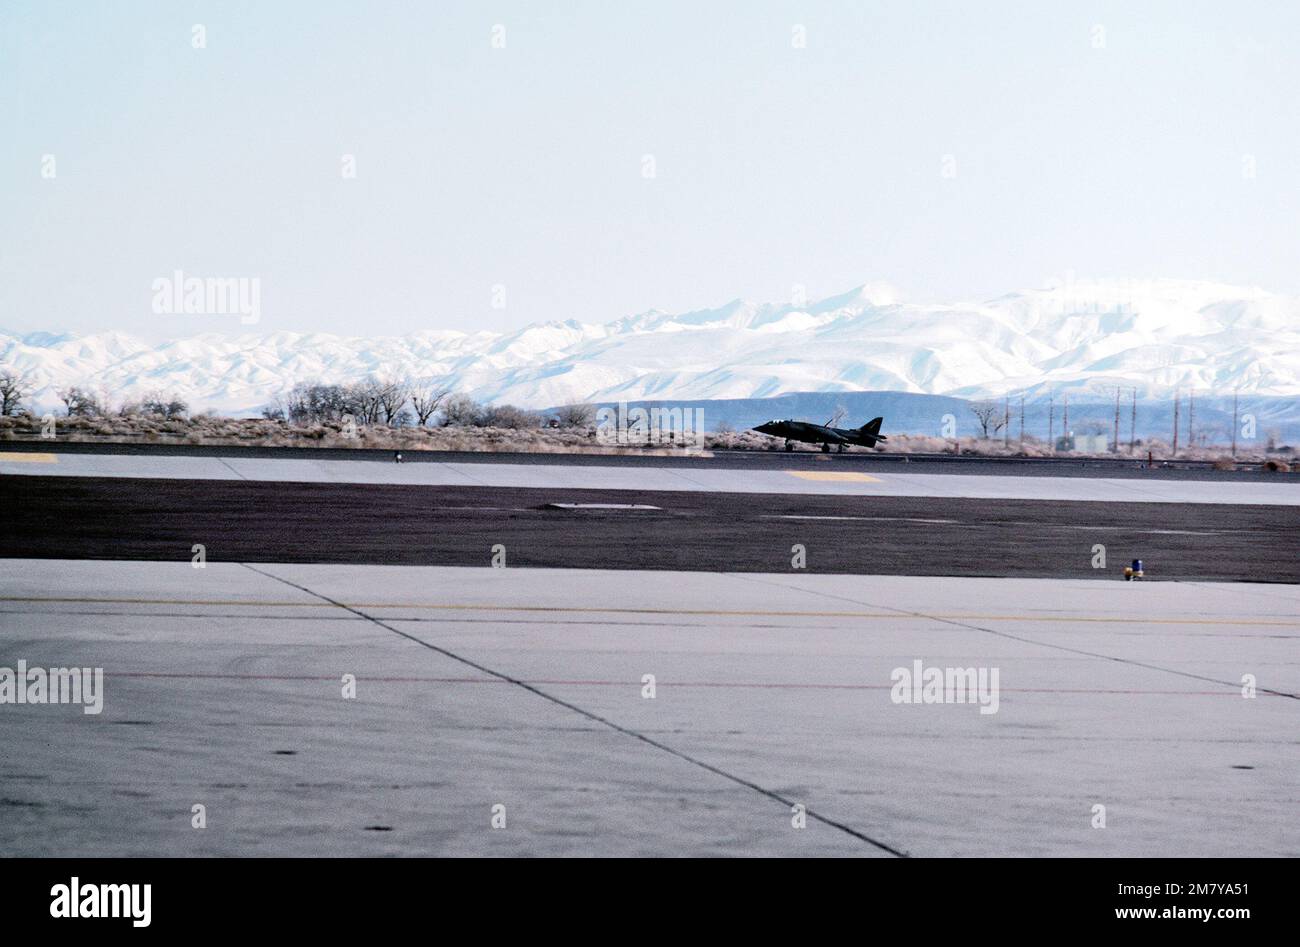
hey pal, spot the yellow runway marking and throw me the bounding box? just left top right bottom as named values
left=1, top=452, right=57, bottom=463
left=0, top=596, right=1293, bottom=626
left=786, top=470, right=882, bottom=483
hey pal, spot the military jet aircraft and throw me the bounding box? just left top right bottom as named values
left=752, top=416, right=887, bottom=452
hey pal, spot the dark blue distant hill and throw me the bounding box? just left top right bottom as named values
left=547, top=390, right=1299, bottom=445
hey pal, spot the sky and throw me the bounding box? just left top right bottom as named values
left=3, top=0, right=1299, bottom=340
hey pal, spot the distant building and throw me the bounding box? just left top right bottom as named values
left=1056, top=432, right=1108, bottom=453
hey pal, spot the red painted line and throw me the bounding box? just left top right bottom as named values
left=102, top=672, right=1257, bottom=696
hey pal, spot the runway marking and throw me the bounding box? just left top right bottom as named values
left=769, top=517, right=1247, bottom=536
left=100, top=671, right=1282, bottom=696
left=6, top=608, right=1295, bottom=637
left=1, top=595, right=1295, bottom=626
left=786, top=470, right=882, bottom=483
left=1007, top=523, right=1241, bottom=536
left=733, top=574, right=1300, bottom=700
left=240, top=562, right=911, bottom=857
left=768, top=515, right=959, bottom=524
left=0, top=453, right=57, bottom=463
left=545, top=502, right=662, bottom=510
left=215, top=456, right=249, bottom=481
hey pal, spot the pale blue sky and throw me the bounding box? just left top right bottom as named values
left=3, top=0, right=1298, bottom=339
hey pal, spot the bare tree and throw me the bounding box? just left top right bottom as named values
left=441, top=393, right=483, bottom=426
left=343, top=378, right=384, bottom=424
left=374, top=376, right=409, bottom=425
left=969, top=400, right=1007, bottom=439
left=58, top=386, right=105, bottom=418
left=139, top=394, right=189, bottom=419
left=410, top=380, right=451, bottom=427
left=275, top=377, right=415, bottom=426
left=0, top=370, right=33, bottom=416
left=282, top=382, right=348, bottom=423
left=480, top=403, right=538, bottom=429
left=553, top=402, right=595, bottom=428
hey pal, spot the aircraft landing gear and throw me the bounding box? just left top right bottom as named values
left=784, top=440, right=795, bottom=452
left=821, top=442, right=830, bottom=453
left=837, top=443, right=846, bottom=453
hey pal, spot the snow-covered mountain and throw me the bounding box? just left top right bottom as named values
left=3, top=278, right=1298, bottom=415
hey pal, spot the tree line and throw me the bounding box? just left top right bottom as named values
left=261, top=378, right=572, bottom=429
left=0, top=368, right=600, bottom=430
left=0, top=370, right=190, bottom=419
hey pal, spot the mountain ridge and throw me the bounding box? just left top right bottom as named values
left=2, top=277, right=1297, bottom=415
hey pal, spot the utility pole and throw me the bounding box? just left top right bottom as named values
left=1062, top=393, right=1069, bottom=450
left=1003, top=395, right=1010, bottom=448
left=1112, top=388, right=1121, bottom=454
left=1019, top=393, right=1025, bottom=451
left=1188, top=389, right=1195, bottom=452
left=1231, top=389, right=1239, bottom=457
left=1048, top=392, right=1054, bottom=450
left=1129, top=387, right=1137, bottom=453
left=1172, top=389, right=1180, bottom=456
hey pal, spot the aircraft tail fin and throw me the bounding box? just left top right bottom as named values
left=858, top=417, right=887, bottom=445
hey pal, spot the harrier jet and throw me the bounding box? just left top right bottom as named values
left=753, top=416, right=887, bottom=452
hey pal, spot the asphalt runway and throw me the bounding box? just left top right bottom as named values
left=0, top=438, right=1290, bottom=480
left=3, top=475, right=1299, bottom=582
left=6, top=449, right=1299, bottom=506
left=2, top=449, right=1295, bottom=858
left=0, top=561, right=1294, bottom=857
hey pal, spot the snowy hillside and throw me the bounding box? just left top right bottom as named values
left=2, top=278, right=1298, bottom=415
